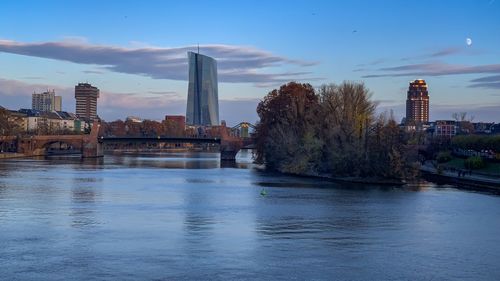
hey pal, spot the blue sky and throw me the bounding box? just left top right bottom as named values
left=1, top=0, right=499, bottom=124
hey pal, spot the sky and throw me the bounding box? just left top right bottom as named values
left=1, top=0, right=499, bottom=125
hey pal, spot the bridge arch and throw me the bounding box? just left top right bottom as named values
left=42, top=140, right=83, bottom=154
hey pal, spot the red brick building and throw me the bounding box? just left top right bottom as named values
left=165, top=115, right=186, bottom=130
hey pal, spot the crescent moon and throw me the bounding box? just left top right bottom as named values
left=466, top=38, right=472, bottom=46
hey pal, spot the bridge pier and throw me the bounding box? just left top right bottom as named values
left=220, top=149, right=239, bottom=161
left=82, top=121, right=103, bottom=158
left=220, top=139, right=242, bottom=162
left=82, top=139, right=103, bottom=158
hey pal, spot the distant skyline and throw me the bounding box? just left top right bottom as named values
left=1, top=0, right=499, bottom=124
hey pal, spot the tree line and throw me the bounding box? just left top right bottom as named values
left=101, top=119, right=186, bottom=137
left=452, top=135, right=500, bottom=152
left=254, top=82, right=419, bottom=180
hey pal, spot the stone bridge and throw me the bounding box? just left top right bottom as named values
left=3, top=121, right=247, bottom=161
left=16, top=120, right=103, bottom=158
left=101, top=125, right=244, bottom=161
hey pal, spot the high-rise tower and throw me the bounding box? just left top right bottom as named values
left=75, top=83, right=99, bottom=121
left=186, top=51, right=219, bottom=126
left=32, top=90, right=62, bottom=112
left=406, top=79, right=429, bottom=124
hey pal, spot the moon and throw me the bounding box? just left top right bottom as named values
left=466, top=38, right=472, bottom=46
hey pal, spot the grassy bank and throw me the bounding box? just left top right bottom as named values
left=441, top=157, right=500, bottom=177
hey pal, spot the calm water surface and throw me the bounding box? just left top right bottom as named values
left=1, top=151, right=500, bottom=280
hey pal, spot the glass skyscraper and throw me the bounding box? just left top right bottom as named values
left=186, top=51, right=219, bottom=126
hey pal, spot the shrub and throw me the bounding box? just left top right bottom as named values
left=437, top=165, right=444, bottom=175
left=436, top=151, right=452, bottom=163
left=464, top=156, right=485, bottom=170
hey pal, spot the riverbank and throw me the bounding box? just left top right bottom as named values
left=264, top=168, right=407, bottom=186
left=264, top=162, right=500, bottom=191
left=420, top=161, right=500, bottom=192
left=0, top=152, right=26, bottom=159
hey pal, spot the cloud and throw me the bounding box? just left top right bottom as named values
left=467, top=75, right=500, bottom=89
left=468, top=82, right=500, bottom=89
left=147, top=91, right=180, bottom=96
left=356, top=58, right=387, bottom=67
left=400, top=46, right=480, bottom=61
left=82, top=69, right=105, bottom=74
left=362, top=62, right=500, bottom=78
left=354, top=46, right=477, bottom=73
left=470, top=75, right=500, bottom=83
left=22, top=76, right=44, bottom=80
left=428, top=47, right=462, bottom=58
left=0, top=78, right=68, bottom=98
left=0, top=78, right=74, bottom=112
left=0, top=77, right=258, bottom=125
left=0, top=39, right=318, bottom=86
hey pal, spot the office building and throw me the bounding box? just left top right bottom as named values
left=406, top=79, right=429, bottom=124
left=75, top=83, right=99, bottom=121
left=32, top=90, right=62, bottom=112
left=186, top=51, right=219, bottom=126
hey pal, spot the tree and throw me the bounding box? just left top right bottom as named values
left=255, top=82, right=321, bottom=174
left=317, top=82, right=376, bottom=176
left=254, top=81, right=418, bottom=180
left=0, top=108, right=22, bottom=136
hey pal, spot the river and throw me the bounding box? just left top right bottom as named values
left=1, top=151, right=500, bottom=280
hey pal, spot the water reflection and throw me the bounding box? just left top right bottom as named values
left=70, top=176, right=102, bottom=229
left=184, top=213, right=215, bottom=236
left=0, top=152, right=500, bottom=280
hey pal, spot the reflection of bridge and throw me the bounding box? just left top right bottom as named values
left=1, top=121, right=252, bottom=161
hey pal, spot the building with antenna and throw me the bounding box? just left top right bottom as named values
left=186, top=51, right=219, bottom=126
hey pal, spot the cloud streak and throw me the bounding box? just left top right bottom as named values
left=0, top=39, right=318, bottom=86
left=467, top=75, right=500, bottom=89
left=362, top=62, right=500, bottom=78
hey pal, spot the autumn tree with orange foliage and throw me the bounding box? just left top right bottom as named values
left=101, top=119, right=186, bottom=137
left=255, top=81, right=418, bottom=180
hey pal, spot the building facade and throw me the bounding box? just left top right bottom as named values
left=54, top=96, right=62, bottom=111
left=32, top=90, right=62, bottom=112
left=186, top=52, right=219, bottom=126
left=406, top=79, right=429, bottom=125
left=165, top=115, right=186, bottom=129
left=434, top=120, right=457, bottom=138
left=75, top=83, right=99, bottom=121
